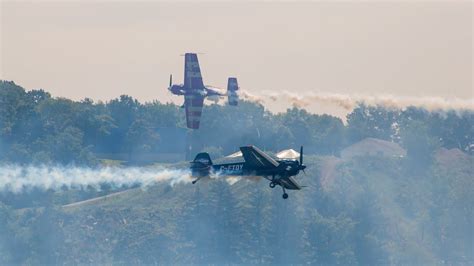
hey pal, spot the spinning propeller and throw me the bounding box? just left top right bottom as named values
left=299, top=146, right=306, bottom=174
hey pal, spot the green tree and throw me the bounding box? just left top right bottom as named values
left=125, top=119, right=159, bottom=159
left=0, top=203, right=13, bottom=264
left=347, top=104, right=398, bottom=143
left=399, top=120, right=440, bottom=169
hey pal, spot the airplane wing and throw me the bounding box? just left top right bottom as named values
left=184, top=53, right=204, bottom=90
left=281, top=176, right=302, bottom=190
left=240, top=146, right=280, bottom=168
left=184, top=94, right=204, bottom=129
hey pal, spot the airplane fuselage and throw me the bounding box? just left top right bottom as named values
left=192, top=160, right=303, bottom=190
left=169, top=84, right=186, bottom=95
left=168, top=85, right=221, bottom=97
left=190, top=145, right=305, bottom=199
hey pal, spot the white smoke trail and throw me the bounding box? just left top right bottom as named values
left=209, top=171, right=243, bottom=186
left=0, top=165, right=192, bottom=194
left=241, top=90, right=474, bottom=112
left=240, top=90, right=265, bottom=105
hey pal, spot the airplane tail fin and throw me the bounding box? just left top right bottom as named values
left=190, top=152, right=212, bottom=178
left=193, top=152, right=213, bottom=166
left=227, top=77, right=239, bottom=106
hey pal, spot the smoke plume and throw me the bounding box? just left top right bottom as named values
left=241, top=90, right=474, bottom=111
left=0, top=165, right=191, bottom=194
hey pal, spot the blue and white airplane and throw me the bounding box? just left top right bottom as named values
left=168, top=53, right=239, bottom=129
left=190, top=145, right=307, bottom=199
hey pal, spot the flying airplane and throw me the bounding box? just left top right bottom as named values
left=190, top=145, right=307, bottom=199
left=168, top=53, right=239, bottom=129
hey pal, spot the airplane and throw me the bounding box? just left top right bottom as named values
left=190, top=145, right=307, bottom=199
left=168, top=53, right=239, bottom=129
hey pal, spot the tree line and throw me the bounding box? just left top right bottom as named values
left=1, top=80, right=472, bottom=165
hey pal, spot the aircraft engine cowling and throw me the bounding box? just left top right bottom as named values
left=227, top=77, right=239, bottom=106
left=169, top=84, right=186, bottom=95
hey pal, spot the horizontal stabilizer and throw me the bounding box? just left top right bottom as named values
left=192, top=152, right=213, bottom=166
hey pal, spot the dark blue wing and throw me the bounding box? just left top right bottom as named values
left=184, top=53, right=204, bottom=90
left=240, top=146, right=279, bottom=168
left=184, top=94, right=204, bottom=129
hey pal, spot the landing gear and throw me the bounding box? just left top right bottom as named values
left=269, top=175, right=277, bottom=188
left=282, top=187, right=288, bottom=199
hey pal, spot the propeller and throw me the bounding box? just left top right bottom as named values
left=300, top=146, right=303, bottom=165
left=299, top=146, right=306, bottom=174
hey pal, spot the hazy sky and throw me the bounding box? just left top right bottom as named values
left=1, top=1, right=472, bottom=115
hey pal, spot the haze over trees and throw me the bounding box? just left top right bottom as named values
left=1, top=80, right=472, bottom=166
left=0, top=80, right=473, bottom=264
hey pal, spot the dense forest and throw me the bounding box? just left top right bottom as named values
left=0, top=80, right=473, bottom=265
left=1, top=80, right=472, bottom=165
